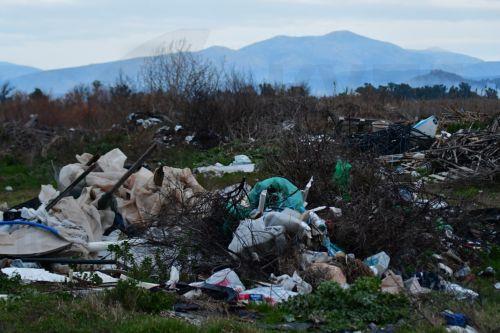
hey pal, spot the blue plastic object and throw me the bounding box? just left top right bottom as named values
left=442, top=311, right=467, bottom=327
left=0, top=220, right=60, bottom=237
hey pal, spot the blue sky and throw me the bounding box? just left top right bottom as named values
left=1, top=0, right=499, bottom=69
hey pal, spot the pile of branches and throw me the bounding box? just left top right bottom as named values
left=347, top=124, right=434, bottom=155
left=0, top=120, right=58, bottom=159
left=265, top=128, right=446, bottom=268
left=138, top=188, right=237, bottom=276
left=331, top=159, right=445, bottom=268
left=426, top=129, right=500, bottom=176
left=137, top=181, right=299, bottom=279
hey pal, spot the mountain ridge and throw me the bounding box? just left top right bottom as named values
left=1, top=30, right=498, bottom=95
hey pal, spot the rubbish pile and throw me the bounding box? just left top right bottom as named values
left=0, top=145, right=205, bottom=258
left=0, top=114, right=497, bottom=331
left=376, top=116, right=499, bottom=182
left=348, top=116, right=438, bottom=155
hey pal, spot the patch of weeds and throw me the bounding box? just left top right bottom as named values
left=85, top=131, right=131, bottom=156
left=246, top=302, right=290, bottom=324
left=396, top=322, right=448, bottom=333
left=453, top=186, right=480, bottom=199
left=0, top=289, right=202, bottom=333
left=115, top=317, right=199, bottom=333
left=480, top=245, right=500, bottom=272
left=0, top=155, right=53, bottom=190
left=108, top=241, right=157, bottom=282
left=196, top=170, right=271, bottom=190
left=0, top=273, right=24, bottom=294
left=446, top=121, right=487, bottom=133
left=281, top=277, right=409, bottom=332
left=104, top=279, right=176, bottom=314
left=158, top=142, right=272, bottom=170
left=415, top=166, right=431, bottom=177
left=411, top=279, right=500, bottom=333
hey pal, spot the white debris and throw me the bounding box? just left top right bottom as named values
left=446, top=325, right=479, bottom=333
left=270, top=271, right=312, bottom=295
left=439, top=263, right=454, bottom=276
left=442, top=281, right=479, bottom=300
left=1, top=267, right=68, bottom=283
left=364, top=251, right=390, bottom=276
left=166, top=266, right=180, bottom=288
left=412, top=115, right=439, bottom=138
left=38, top=184, right=59, bottom=205
left=196, top=155, right=255, bottom=175
left=119, top=274, right=160, bottom=290
left=228, top=218, right=286, bottom=258
left=190, top=268, right=245, bottom=293
left=4, top=186, right=13, bottom=192
left=239, top=286, right=298, bottom=304
left=136, top=117, right=162, bottom=128
left=73, top=271, right=119, bottom=284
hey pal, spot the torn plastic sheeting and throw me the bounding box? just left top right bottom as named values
left=38, top=184, right=59, bottom=205
left=381, top=271, right=404, bottom=294
left=178, top=282, right=238, bottom=302
left=196, top=155, right=255, bottom=175
left=247, top=177, right=306, bottom=213
left=300, top=251, right=331, bottom=270
left=228, top=218, right=286, bottom=257
left=0, top=225, right=72, bottom=257
left=404, top=277, right=431, bottom=295
left=305, top=211, right=343, bottom=256
left=270, top=271, right=312, bottom=295
left=442, top=282, right=478, bottom=300
left=0, top=220, right=60, bottom=237
left=364, top=251, right=390, bottom=276
left=1, top=267, right=68, bottom=283
left=60, top=148, right=205, bottom=227
left=239, top=286, right=298, bottom=304
left=332, top=160, right=352, bottom=201
left=262, top=210, right=311, bottom=238
left=189, top=268, right=245, bottom=293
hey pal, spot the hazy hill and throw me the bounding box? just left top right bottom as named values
left=2, top=31, right=499, bottom=95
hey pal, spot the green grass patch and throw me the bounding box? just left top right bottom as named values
left=0, top=155, right=54, bottom=206
left=269, top=277, right=410, bottom=332
left=104, top=280, right=176, bottom=314
left=446, top=121, right=488, bottom=133
left=0, top=289, right=264, bottom=333
left=453, top=186, right=480, bottom=199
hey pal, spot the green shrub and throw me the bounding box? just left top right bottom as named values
left=281, top=277, right=409, bottom=332
left=104, top=280, right=175, bottom=313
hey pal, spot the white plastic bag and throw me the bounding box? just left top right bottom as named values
left=190, top=268, right=245, bottom=293
left=364, top=251, right=390, bottom=276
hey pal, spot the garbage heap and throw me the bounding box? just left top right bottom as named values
left=0, top=117, right=495, bottom=331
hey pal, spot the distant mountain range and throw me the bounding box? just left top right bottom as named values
left=0, top=61, right=41, bottom=82
left=2, top=31, right=500, bottom=95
